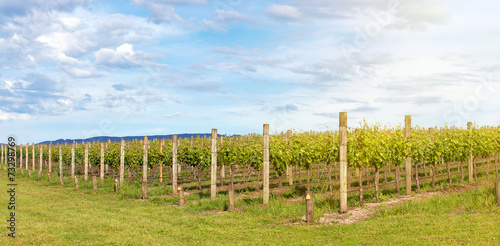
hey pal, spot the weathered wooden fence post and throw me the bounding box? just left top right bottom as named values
left=405, top=115, right=412, bottom=196
left=211, top=129, right=218, bottom=200
left=496, top=182, right=500, bottom=207
left=159, top=139, right=164, bottom=183
left=20, top=144, right=23, bottom=175
left=468, top=122, right=473, bottom=183
left=48, top=143, right=52, bottom=181
left=84, top=142, right=89, bottom=181
left=339, top=112, right=347, bottom=213
left=286, top=130, right=293, bottom=186
left=32, top=143, right=35, bottom=172
left=37, top=144, right=42, bottom=179
left=172, top=134, right=178, bottom=195
left=71, top=143, right=75, bottom=179
left=59, top=145, right=63, bottom=185
left=263, top=124, right=270, bottom=205
left=120, top=139, right=125, bottom=185
left=178, top=186, right=184, bottom=206
left=306, top=191, right=314, bottom=223
left=100, top=142, right=105, bottom=181
left=93, top=176, right=97, bottom=190
left=25, top=144, right=28, bottom=171
left=228, top=188, right=235, bottom=211
left=142, top=136, right=148, bottom=200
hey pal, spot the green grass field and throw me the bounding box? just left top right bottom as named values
left=2, top=171, right=499, bottom=245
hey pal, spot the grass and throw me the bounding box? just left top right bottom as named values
left=1, top=170, right=500, bottom=245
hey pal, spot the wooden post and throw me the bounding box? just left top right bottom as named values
left=339, top=112, right=347, bottom=213
left=211, top=129, right=218, bottom=200
left=172, top=134, right=178, bottom=195
left=38, top=144, right=43, bottom=179
left=114, top=179, right=119, bottom=192
left=305, top=191, right=314, bottom=223
left=142, top=136, right=148, bottom=200
left=32, top=143, right=35, bottom=172
left=59, top=145, right=63, bottom=185
left=159, top=139, right=163, bottom=183
left=25, top=144, right=28, bottom=170
left=263, top=124, right=270, bottom=205
left=496, top=182, right=500, bottom=207
left=467, top=122, right=473, bottom=183
left=93, top=176, right=97, bottom=190
left=100, top=143, right=104, bottom=181
left=74, top=176, right=79, bottom=189
left=84, top=143, right=89, bottom=181
left=359, top=167, right=364, bottom=206
left=286, top=130, right=293, bottom=185
left=178, top=186, right=184, bottom=206
left=120, top=139, right=125, bottom=185
left=71, top=143, right=75, bottom=179
left=405, top=115, right=412, bottom=196
left=47, top=143, right=51, bottom=180
left=228, top=189, right=235, bottom=211
left=19, top=144, right=23, bottom=175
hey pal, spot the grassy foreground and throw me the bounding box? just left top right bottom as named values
left=1, top=171, right=499, bottom=245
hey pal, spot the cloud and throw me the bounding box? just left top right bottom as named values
left=132, top=0, right=207, bottom=23
left=0, top=0, right=89, bottom=20
left=213, top=9, right=250, bottom=23
left=352, top=106, right=378, bottom=112
left=201, top=18, right=226, bottom=32
left=273, top=104, right=298, bottom=113
left=24, top=73, right=60, bottom=92
left=391, top=0, right=451, bottom=31
left=0, top=74, right=89, bottom=116
left=266, top=4, right=302, bottom=21
left=213, top=46, right=258, bottom=56
left=174, top=81, right=222, bottom=92
left=95, top=43, right=161, bottom=69
left=112, top=84, right=134, bottom=91
left=264, top=0, right=449, bottom=31
left=135, top=0, right=206, bottom=4
left=313, top=112, right=338, bottom=118
left=0, top=110, right=30, bottom=121
left=164, top=112, right=184, bottom=118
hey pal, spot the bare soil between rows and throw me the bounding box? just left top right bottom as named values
left=290, top=183, right=479, bottom=226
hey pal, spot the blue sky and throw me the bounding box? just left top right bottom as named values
left=1, top=0, right=499, bottom=143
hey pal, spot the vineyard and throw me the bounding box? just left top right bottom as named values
left=2, top=114, right=500, bottom=221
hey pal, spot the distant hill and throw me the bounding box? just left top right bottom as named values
left=38, top=133, right=230, bottom=145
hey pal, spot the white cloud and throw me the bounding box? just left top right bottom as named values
left=131, top=0, right=209, bottom=23
left=59, top=17, right=82, bottom=31
left=164, top=112, right=184, bottom=118
left=201, top=19, right=226, bottom=32
left=266, top=4, right=302, bottom=20
left=133, top=0, right=206, bottom=5
left=95, top=43, right=160, bottom=69
left=213, top=46, right=258, bottom=56
left=0, top=111, right=30, bottom=121
left=214, top=9, right=250, bottom=22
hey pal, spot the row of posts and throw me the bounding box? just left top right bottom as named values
left=1, top=115, right=498, bottom=219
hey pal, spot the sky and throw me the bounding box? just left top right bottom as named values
left=1, top=0, right=499, bottom=144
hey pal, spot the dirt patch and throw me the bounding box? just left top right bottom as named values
left=316, top=181, right=490, bottom=225
left=317, top=192, right=441, bottom=225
